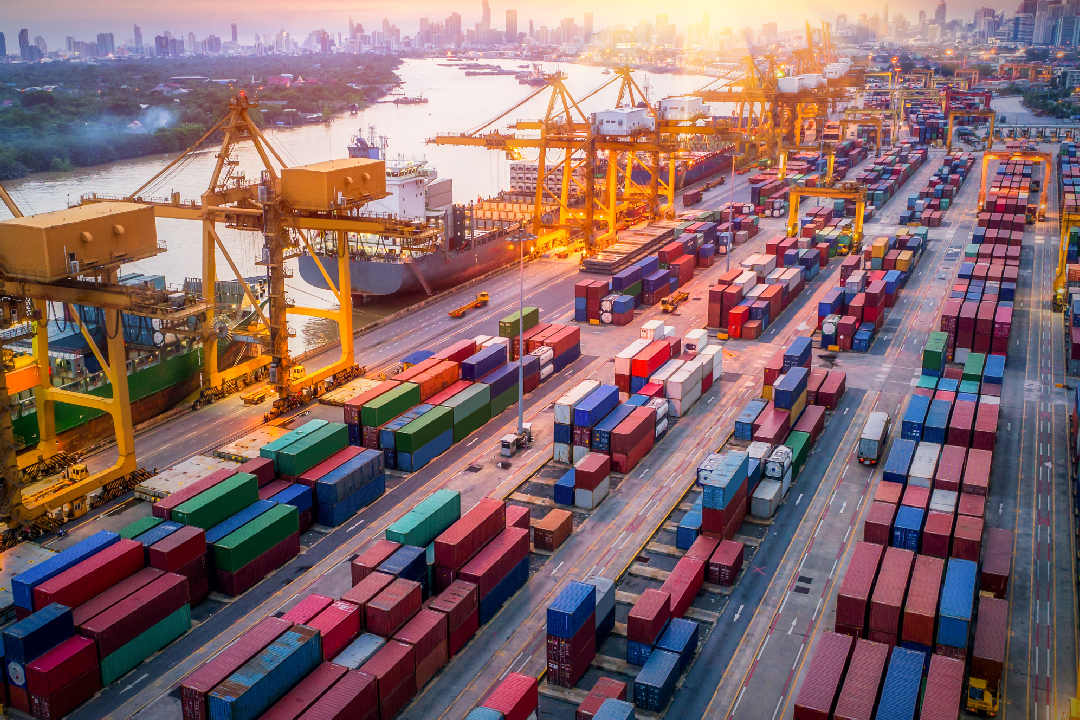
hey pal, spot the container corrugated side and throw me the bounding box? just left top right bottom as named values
left=874, top=647, right=924, bottom=720
left=919, top=654, right=965, bottom=720
left=971, top=596, right=1007, bottom=691
left=793, top=632, right=853, bottom=720
left=833, top=639, right=889, bottom=720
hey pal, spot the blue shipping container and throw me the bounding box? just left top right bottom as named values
left=592, top=405, right=635, bottom=453
left=634, top=648, right=681, bottom=712
left=379, top=405, right=432, bottom=451
left=379, top=544, right=426, bottom=584
left=874, top=647, right=924, bottom=720
left=315, top=449, right=384, bottom=505
left=547, top=581, right=597, bottom=639
left=574, top=385, right=621, bottom=428
left=937, top=558, right=978, bottom=649
left=12, top=531, right=120, bottom=610
left=783, top=337, right=812, bottom=370
left=479, top=556, right=528, bottom=624
left=882, top=439, right=917, bottom=484
left=923, top=400, right=951, bottom=444
left=396, top=428, right=454, bottom=473
left=735, top=400, right=768, bottom=441
left=462, top=345, right=508, bottom=381
left=892, top=506, right=924, bottom=552
left=270, top=484, right=313, bottom=515
left=207, top=502, right=276, bottom=545
left=595, top=698, right=636, bottom=720
left=133, top=520, right=183, bottom=547
left=555, top=469, right=575, bottom=505
left=655, top=618, right=699, bottom=675
left=480, top=362, right=520, bottom=399
left=207, top=627, right=322, bottom=720
left=2, top=603, right=74, bottom=666
left=901, top=396, right=931, bottom=441
left=316, top=475, right=385, bottom=527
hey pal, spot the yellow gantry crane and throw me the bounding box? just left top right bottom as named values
left=787, top=182, right=867, bottom=251
left=946, top=109, right=997, bottom=153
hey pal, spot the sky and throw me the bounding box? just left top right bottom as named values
left=1, top=0, right=1007, bottom=50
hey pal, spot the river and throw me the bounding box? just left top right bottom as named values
left=0, top=58, right=718, bottom=351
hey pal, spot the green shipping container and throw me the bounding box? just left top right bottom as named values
left=361, top=382, right=421, bottom=428
left=173, top=472, right=258, bottom=529
left=499, top=307, right=540, bottom=339
left=959, top=379, right=981, bottom=395
left=120, top=516, right=164, bottom=540
left=624, top=280, right=643, bottom=297
left=962, top=353, right=985, bottom=383
left=490, top=385, right=519, bottom=418
left=787, top=431, right=812, bottom=479
left=100, top=604, right=191, bottom=685
left=916, top=374, right=938, bottom=390
left=275, top=423, right=349, bottom=476
left=386, top=489, right=461, bottom=547
left=213, top=503, right=299, bottom=573
left=442, top=383, right=491, bottom=424
left=454, top=404, right=490, bottom=443
left=260, top=419, right=328, bottom=463
left=395, top=406, right=454, bottom=454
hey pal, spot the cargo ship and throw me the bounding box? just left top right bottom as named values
left=297, top=130, right=534, bottom=298
left=629, top=150, right=733, bottom=190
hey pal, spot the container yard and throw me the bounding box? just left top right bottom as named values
left=0, top=44, right=1074, bottom=720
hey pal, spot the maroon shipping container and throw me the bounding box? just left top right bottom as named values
left=178, top=553, right=211, bottom=606
left=933, top=445, right=966, bottom=493
left=920, top=654, right=965, bottom=720
left=544, top=327, right=581, bottom=358
left=25, top=635, right=97, bottom=697
left=576, top=676, right=629, bottom=719
left=435, top=498, right=506, bottom=572
left=707, top=540, right=744, bottom=586
left=947, top=400, right=975, bottom=447
left=962, top=449, right=992, bottom=495
left=342, top=572, right=395, bottom=631
left=921, top=511, right=954, bottom=558
left=366, top=579, right=422, bottom=638
left=302, top=670, right=379, bottom=720
left=239, top=456, right=276, bottom=487
left=393, top=608, right=448, bottom=662
left=869, top=547, right=914, bottom=636
left=547, top=612, right=595, bottom=672
left=33, top=538, right=144, bottom=611
left=343, top=380, right=401, bottom=425
left=299, top=446, right=364, bottom=487
left=425, top=580, right=480, bottom=634
left=686, top=535, right=720, bottom=564
left=611, top=407, right=657, bottom=455
left=874, top=483, right=902, bottom=506
left=574, top=453, right=611, bottom=492
left=262, top=662, right=350, bottom=720
left=627, top=589, right=671, bottom=644
left=835, top=542, right=884, bottom=632
left=352, top=540, right=402, bottom=584
left=660, top=557, right=705, bottom=618
left=74, top=566, right=163, bottom=627
left=446, top=609, right=479, bottom=656
left=434, top=339, right=477, bottom=363
left=309, top=601, right=362, bottom=661
left=793, top=632, right=854, bottom=720
left=862, top=502, right=895, bottom=546
left=483, top=672, right=539, bottom=720
left=957, top=493, right=985, bottom=519
left=902, top=555, right=944, bottom=647
left=817, top=371, right=847, bottom=410
left=415, top=640, right=448, bottom=690
left=358, top=640, right=416, bottom=717
left=753, top=408, right=791, bottom=444
left=794, top=405, right=826, bottom=442
left=281, top=593, right=334, bottom=625
left=149, top=525, right=208, bottom=573
left=971, top=597, right=1008, bottom=692
left=79, top=572, right=189, bottom=657
left=972, top=403, right=999, bottom=451
left=548, top=629, right=595, bottom=688
left=180, top=617, right=293, bottom=720
left=901, top=485, right=930, bottom=512
left=152, top=468, right=235, bottom=519
left=980, top=527, right=1013, bottom=598
left=611, top=429, right=654, bottom=474
left=833, top=639, right=889, bottom=720
left=28, top=666, right=101, bottom=720
left=951, top=515, right=983, bottom=562
left=506, top=505, right=530, bottom=530
left=215, top=532, right=300, bottom=596
left=459, top=527, right=529, bottom=599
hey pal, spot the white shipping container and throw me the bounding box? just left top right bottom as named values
left=747, top=441, right=773, bottom=461
left=753, top=254, right=778, bottom=278
left=780, top=467, right=793, bottom=496
left=586, top=577, right=616, bottom=621
left=600, top=294, right=620, bottom=312
left=616, top=339, right=652, bottom=375
left=929, top=489, right=958, bottom=514
left=765, top=446, right=794, bottom=480
left=741, top=254, right=761, bottom=271
left=655, top=416, right=669, bottom=438
left=979, top=395, right=1001, bottom=405
left=682, top=358, right=705, bottom=385
left=700, top=345, right=723, bottom=376
left=908, top=442, right=941, bottom=488
left=533, top=346, right=555, bottom=365
left=766, top=268, right=786, bottom=285
left=601, top=312, right=613, bottom=324
left=483, top=337, right=510, bottom=350
left=473, top=335, right=493, bottom=346
left=667, top=370, right=697, bottom=401
left=746, top=284, right=767, bottom=300
left=574, top=476, right=610, bottom=509
left=640, top=319, right=665, bottom=341
left=540, top=363, right=554, bottom=381
left=735, top=230, right=750, bottom=244
left=660, top=325, right=675, bottom=339
left=554, top=380, right=601, bottom=425
left=554, top=442, right=572, bottom=464
left=651, top=359, right=685, bottom=391
left=669, top=385, right=701, bottom=417
left=752, top=480, right=783, bottom=518
left=572, top=445, right=590, bottom=463
left=684, top=329, right=709, bottom=353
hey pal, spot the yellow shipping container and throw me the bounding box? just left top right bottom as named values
left=871, top=237, right=889, bottom=258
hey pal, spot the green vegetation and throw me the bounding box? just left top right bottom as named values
left=0, top=54, right=401, bottom=181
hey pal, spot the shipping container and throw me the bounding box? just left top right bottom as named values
left=794, top=632, right=854, bottom=720
left=208, top=626, right=322, bottom=720
left=937, top=558, right=977, bottom=651
left=836, top=542, right=883, bottom=632
left=874, top=648, right=924, bottom=720
left=971, top=596, right=1007, bottom=692
left=919, top=654, right=965, bottom=720
left=833, top=639, right=889, bottom=720
left=869, top=547, right=915, bottom=637
left=12, top=531, right=120, bottom=610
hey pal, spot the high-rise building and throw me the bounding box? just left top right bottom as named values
left=231, top=22, right=238, bottom=43
left=0, top=32, right=5, bottom=58
left=97, top=32, right=115, bottom=55
left=762, top=22, right=778, bottom=39
left=133, top=25, right=142, bottom=51
left=884, top=4, right=889, bottom=23
left=506, top=10, right=517, bottom=42
left=34, top=36, right=47, bottom=56
left=446, top=12, right=462, bottom=46
left=584, top=12, right=594, bottom=42
left=482, top=0, right=491, bottom=28
left=1055, top=13, right=1080, bottom=44
left=935, top=0, right=947, bottom=26
left=18, top=29, right=31, bottom=60
left=155, top=35, right=169, bottom=56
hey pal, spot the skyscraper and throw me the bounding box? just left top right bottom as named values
left=482, top=0, right=491, bottom=29
left=134, top=25, right=142, bottom=51
left=584, top=12, right=594, bottom=42
left=506, top=10, right=517, bottom=42
left=231, top=22, right=238, bottom=43
left=935, top=0, right=947, bottom=27
left=97, top=33, right=115, bottom=55
left=0, top=33, right=5, bottom=58
left=446, top=12, right=462, bottom=46
left=18, top=29, right=30, bottom=61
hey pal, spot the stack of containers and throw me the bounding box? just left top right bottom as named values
left=700, top=451, right=749, bottom=540
left=212, top=502, right=301, bottom=596
left=460, top=526, right=530, bottom=624
left=312, top=449, right=386, bottom=526
left=575, top=280, right=611, bottom=322
left=555, top=380, right=602, bottom=464
left=835, top=541, right=883, bottom=637
left=572, top=385, right=620, bottom=460
left=3, top=604, right=78, bottom=714
left=546, top=582, right=597, bottom=688
left=432, top=498, right=506, bottom=593
left=359, top=640, right=415, bottom=719
left=626, top=589, right=671, bottom=665
left=793, top=632, right=853, bottom=720
left=427, top=580, right=480, bottom=657
left=573, top=452, right=612, bottom=509
left=610, top=405, right=657, bottom=474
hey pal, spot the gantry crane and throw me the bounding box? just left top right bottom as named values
left=946, top=109, right=997, bottom=153
left=787, top=182, right=867, bottom=251
left=778, top=144, right=838, bottom=185
left=977, top=150, right=1051, bottom=221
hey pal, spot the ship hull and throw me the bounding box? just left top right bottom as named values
left=631, top=151, right=732, bottom=190
left=298, top=236, right=532, bottom=297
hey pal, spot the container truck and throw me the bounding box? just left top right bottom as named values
left=858, top=412, right=891, bottom=465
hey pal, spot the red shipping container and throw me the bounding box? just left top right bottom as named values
left=459, top=527, right=529, bottom=598
left=343, top=380, right=401, bottom=425
left=262, top=663, right=354, bottom=720
left=281, top=593, right=333, bottom=626
left=630, top=341, right=670, bottom=378
left=367, top=579, right=422, bottom=638
left=447, top=609, right=479, bottom=656
left=972, top=403, right=999, bottom=451
left=547, top=613, right=595, bottom=667
left=947, top=400, right=976, bottom=447
left=921, top=654, right=965, bottom=720
left=79, top=572, right=188, bottom=657
left=352, top=540, right=402, bottom=584
left=215, top=532, right=300, bottom=597
left=611, top=431, right=653, bottom=474
left=434, top=339, right=477, bottom=363
left=576, top=677, right=628, bottom=719
left=28, top=666, right=101, bottom=720
left=25, top=635, right=97, bottom=697
left=793, top=405, right=826, bottom=443
left=393, top=608, right=448, bottom=662
left=874, top=482, right=902, bottom=506
left=794, top=632, right=854, bottom=720
left=180, top=617, right=293, bottom=720
left=299, top=446, right=363, bottom=487
left=74, top=566, right=163, bottom=627
left=548, top=629, right=595, bottom=688
left=971, top=597, right=1008, bottom=692
left=980, top=528, right=1012, bottom=598
left=901, top=485, right=929, bottom=512
left=483, top=672, right=538, bottom=720
left=177, top=552, right=210, bottom=606
left=574, top=453, right=611, bottom=492
left=435, top=498, right=506, bottom=572
left=610, top=407, right=657, bottom=455
left=627, top=588, right=671, bottom=644
left=544, top=326, right=581, bottom=358
left=833, top=639, right=889, bottom=720
left=415, top=641, right=447, bottom=690
left=153, top=468, right=235, bottom=519
left=835, top=542, right=883, bottom=631
left=425, top=580, right=479, bottom=633
left=817, top=371, right=847, bottom=410
left=921, top=511, right=954, bottom=558
left=862, top=502, right=895, bottom=546
left=239, top=456, right=276, bottom=487
left=33, top=538, right=144, bottom=611
left=952, top=515, right=983, bottom=562
left=869, top=547, right=914, bottom=636
left=660, top=557, right=705, bottom=618
left=933, top=445, right=966, bottom=493
left=358, top=640, right=415, bottom=714
left=708, top=540, right=744, bottom=586
left=309, top=600, right=362, bottom=660
left=686, top=535, right=720, bottom=564
left=342, top=572, right=395, bottom=631
left=902, top=554, right=944, bottom=647
left=506, top=505, right=530, bottom=530
left=957, top=493, right=985, bottom=519
left=962, top=449, right=992, bottom=495
left=259, top=479, right=292, bottom=500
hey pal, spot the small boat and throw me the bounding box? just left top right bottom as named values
left=392, top=95, right=428, bottom=105
left=602, top=68, right=611, bottom=75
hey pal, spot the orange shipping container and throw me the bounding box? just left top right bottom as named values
left=412, top=360, right=461, bottom=401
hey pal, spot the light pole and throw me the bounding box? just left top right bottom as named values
left=516, top=226, right=525, bottom=437
left=727, top=148, right=735, bottom=273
